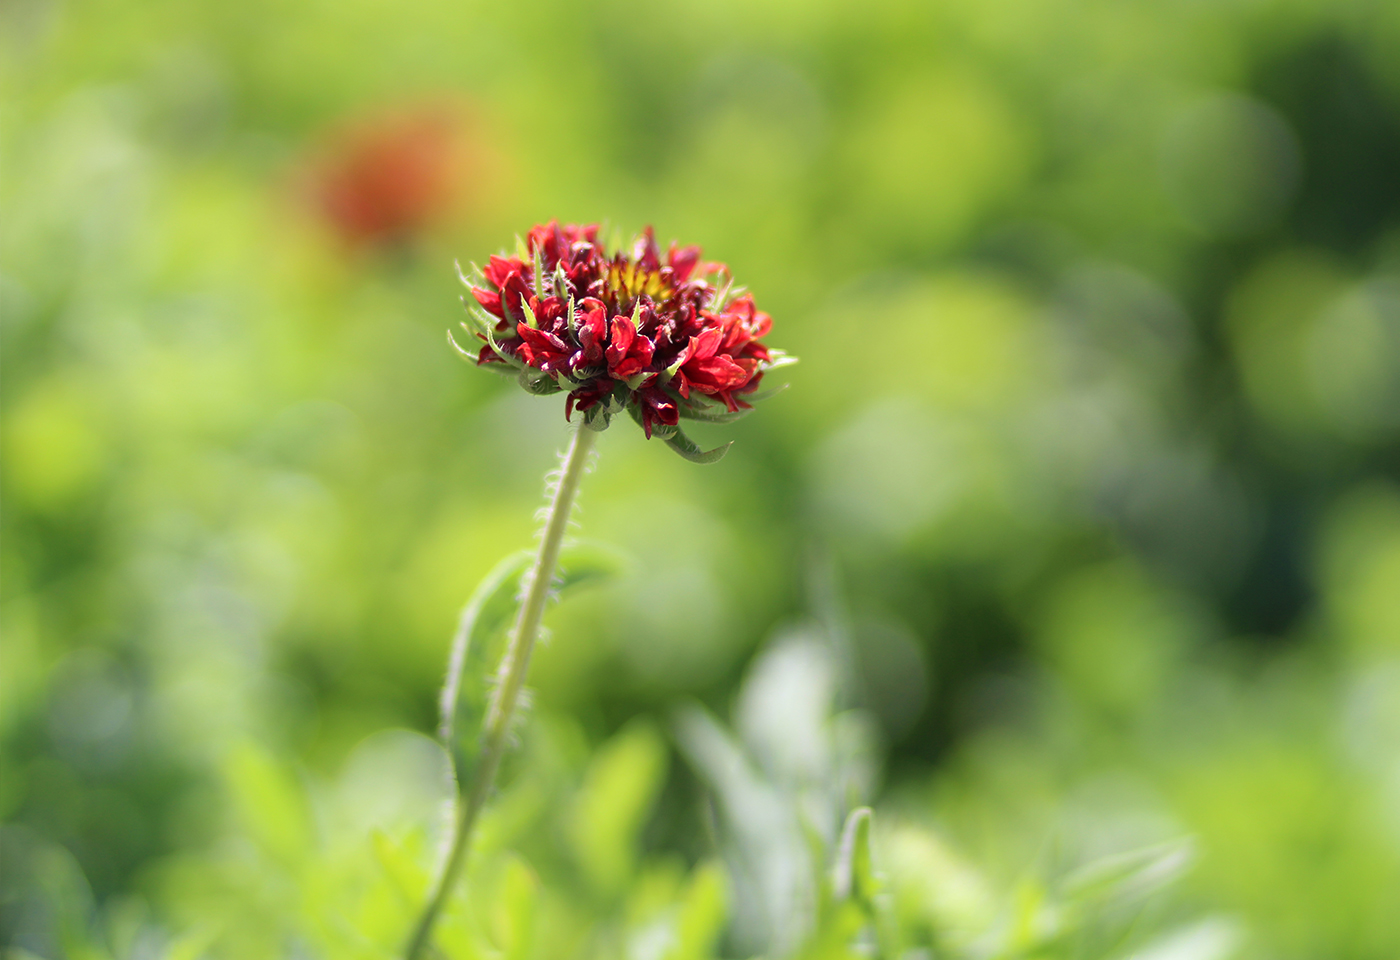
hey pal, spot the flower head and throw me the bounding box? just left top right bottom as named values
left=453, top=221, right=794, bottom=461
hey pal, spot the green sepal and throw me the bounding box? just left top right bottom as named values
left=464, top=301, right=502, bottom=332
left=678, top=382, right=789, bottom=422
left=740, top=382, right=789, bottom=405
left=484, top=321, right=528, bottom=371
left=520, top=293, right=537, bottom=329
left=581, top=404, right=613, bottom=431
left=679, top=401, right=755, bottom=425
left=459, top=304, right=486, bottom=339
left=709, top=276, right=736, bottom=312
left=532, top=244, right=545, bottom=301
left=519, top=369, right=562, bottom=395
left=625, top=403, right=731, bottom=462
left=447, top=328, right=477, bottom=362
left=440, top=543, right=624, bottom=793
left=664, top=423, right=732, bottom=464
left=454, top=320, right=523, bottom=376
left=458, top=293, right=493, bottom=335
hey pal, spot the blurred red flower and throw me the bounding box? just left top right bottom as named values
left=305, top=105, right=472, bottom=246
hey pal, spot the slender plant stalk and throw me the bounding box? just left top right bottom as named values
left=405, top=425, right=598, bottom=960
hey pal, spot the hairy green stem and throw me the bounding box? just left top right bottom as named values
left=405, top=425, right=598, bottom=960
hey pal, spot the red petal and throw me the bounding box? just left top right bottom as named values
left=689, top=327, right=722, bottom=362
left=517, top=323, right=567, bottom=353
left=607, top=317, right=636, bottom=365
left=472, top=287, right=503, bottom=317
left=484, top=255, right=523, bottom=289
left=667, top=243, right=702, bottom=284
left=578, top=307, right=607, bottom=362
left=634, top=226, right=661, bottom=272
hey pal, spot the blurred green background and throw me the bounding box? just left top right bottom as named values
left=4, top=0, right=1400, bottom=956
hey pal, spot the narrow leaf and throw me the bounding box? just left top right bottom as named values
left=832, top=806, right=876, bottom=904
left=439, top=545, right=623, bottom=791
left=439, top=551, right=533, bottom=786
left=1062, top=838, right=1196, bottom=905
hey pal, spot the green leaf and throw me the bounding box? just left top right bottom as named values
left=440, top=545, right=624, bottom=792
left=440, top=550, right=533, bottom=789
left=490, top=855, right=539, bottom=960
left=832, top=807, right=876, bottom=905
left=223, top=741, right=313, bottom=867
left=555, top=540, right=627, bottom=593
left=666, top=861, right=728, bottom=960
left=161, top=927, right=221, bottom=960
left=371, top=828, right=430, bottom=904
left=1061, top=838, right=1196, bottom=907
left=568, top=719, right=669, bottom=897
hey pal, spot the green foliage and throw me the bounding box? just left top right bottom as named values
left=568, top=720, right=668, bottom=899
left=6, top=0, right=1400, bottom=955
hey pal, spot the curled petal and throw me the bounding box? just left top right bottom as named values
left=484, top=255, right=524, bottom=289
left=472, top=286, right=503, bottom=318
left=606, top=317, right=636, bottom=365
left=577, top=306, right=607, bottom=364
left=667, top=243, right=702, bottom=284
left=687, top=327, right=723, bottom=363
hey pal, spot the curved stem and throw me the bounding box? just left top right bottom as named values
left=405, top=425, right=598, bottom=960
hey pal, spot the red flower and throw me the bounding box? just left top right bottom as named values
left=453, top=222, right=794, bottom=460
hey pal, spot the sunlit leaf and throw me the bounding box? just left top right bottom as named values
left=490, top=856, right=539, bottom=960
left=569, top=719, right=668, bottom=897
left=1061, top=838, right=1197, bottom=906
left=666, top=861, right=728, bottom=960
left=222, top=741, right=313, bottom=867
